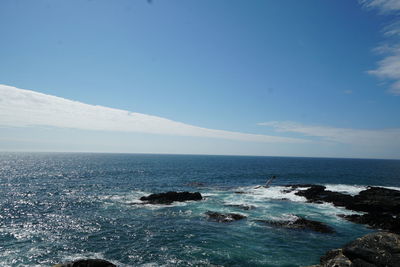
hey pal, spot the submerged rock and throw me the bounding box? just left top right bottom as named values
left=140, top=191, right=202, bottom=204
left=53, top=259, right=116, bottom=267
left=225, top=204, right=256, bottom=210
left=185, top=182, right=205, bottom=187
left=205, top=211, right=247, bottom=222
left=316, top=232, right=400, bottom=267
left=256, top=216, right=335, bottom=234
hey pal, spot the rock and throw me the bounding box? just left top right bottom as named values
left=234, top=191, right=247, bottom=194
left=205, top=211, right=247, bottom=222
left=295, top=185, right=354, bottom=207
left=318, top=232, right=400, bottom=267
left=225, top=204, right=256, bottom=210
left=292, top=184, right=400, bottom=233
left=339, top=213, right=400, bottom=234
left=256, top=216, right=335, bottom=234
left=320, top=249, right=352, bottom=267
left=349, top=187, right=400, bottom=214
left=140, top=191, right=202, bottom=204
left=53, top=259, right=116, bottom=267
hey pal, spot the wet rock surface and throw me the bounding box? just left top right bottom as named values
left=139, top=191, right=202, bottom=204
left=53, top=259, right=116, bottom=267
left=315, top=232, right=400, bottom=267
left=205, top=211, right=247, bottom=222
left=256, top=216, right=335, bottom=234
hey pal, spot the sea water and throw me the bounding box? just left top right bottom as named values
left=1, top=153, right=399, bottom=266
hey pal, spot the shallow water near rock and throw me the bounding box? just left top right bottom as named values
left=1, top=153, right=400, bottom=266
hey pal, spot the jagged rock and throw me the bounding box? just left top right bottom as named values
left=256, top=216, right=335, bottom=234
left=316, top=232, right=400, bottom=267
left=205, top=211, right=247, bottom=222
left=53, top=259, right=116, bottom=267
left=139, top=191, right=202, bottom=204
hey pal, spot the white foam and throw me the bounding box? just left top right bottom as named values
left=324, top=184, right=367, bottom=195
left=324, top=184, right=400, bottom=195
left=266, top=213, right=299, bottom=222
left=239, top=186, right=307, bottom=202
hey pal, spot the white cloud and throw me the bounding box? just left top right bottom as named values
left=258, top=121, right=400, bottom=146
left=360, top=1, right=400, bottom=95
left=360, top=0, right=400, bottom=12
left=0, top=84, right=307, bottom=144
left=368, top=46, right=400, bottom=95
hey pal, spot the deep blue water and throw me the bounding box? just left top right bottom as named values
left=1, top=153, right=400, bottom=266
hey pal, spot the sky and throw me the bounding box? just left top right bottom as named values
left=0, top=0, right=400, bottom=159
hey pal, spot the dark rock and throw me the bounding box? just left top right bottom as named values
left=256, top=216, right=335, bottom=234
left=340, top=213, right=400, bottom=234
left=234, top=191, right=247, bottom=194
left=295, top=185, right=354, bottom=207
left=140, top=191, right=202, bottom=204
left=225, top=204, right=256, bottom=210
left=318, top=232, right=400, bottom=267
left=205, top=211, right=247, bottom=222
left=319, top=249, right=352, bottom=267
left=293, top=184, right=400, bottom=233
left=349, top=187, right=400, bottom=214
left=53, top=259, right=116, bottom=267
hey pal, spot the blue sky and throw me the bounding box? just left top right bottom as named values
left=0, top=0, right=400, bottom=159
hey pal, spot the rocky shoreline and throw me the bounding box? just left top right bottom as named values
left=54, top=185, right=400, bottom=267
left=291, top=184, right=400, bottom=233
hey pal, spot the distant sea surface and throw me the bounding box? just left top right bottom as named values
left=1, top=153, right=400, bottom=266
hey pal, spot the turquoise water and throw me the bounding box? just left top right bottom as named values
left=1, top=153, right=400, bottom=266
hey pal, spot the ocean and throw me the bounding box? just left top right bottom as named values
left=1, top=152, right=399, bottom=267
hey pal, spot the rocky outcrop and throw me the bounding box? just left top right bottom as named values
left=314, top=232, right=400, bottom=267
left=295, top=185, right=354, bottom=207
left=140, top=191, right=202, bottom=204
left=339, top=213, right=400, bottom=234
left=349, top=187, right=400, bottom=214
left=256, top=216, right=335, bottom=234
left=293, top=185, right=400, bottom=233
left=53, top=259, right=116, bottom=267
left=205, top=211, right=247, bottom=222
